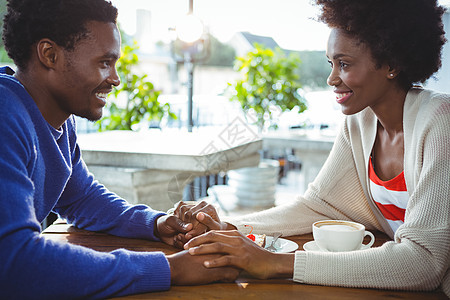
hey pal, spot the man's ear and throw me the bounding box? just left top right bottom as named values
left=36, top=39, right=59, bottom=69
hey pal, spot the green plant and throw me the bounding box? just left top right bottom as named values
left=96, top=41, right=176, bottom=131
left=228, top=44, right=307, bottom=131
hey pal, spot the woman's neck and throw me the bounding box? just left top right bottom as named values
left=371, top=87, right=408, bottom=136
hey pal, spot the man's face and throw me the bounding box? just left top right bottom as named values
left=50, top=21, right=121, bottom=123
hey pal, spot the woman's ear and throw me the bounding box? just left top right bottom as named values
left=36, top=39, right=59, bottom=69
left=387, top=66, right=399, bottom=79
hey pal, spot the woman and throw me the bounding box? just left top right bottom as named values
left=178, top=0, right=450, bottom=296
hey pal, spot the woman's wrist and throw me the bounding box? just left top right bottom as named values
left=223, top=222, right=237, bottom=230
left=270, top=253, right=295, bottom=278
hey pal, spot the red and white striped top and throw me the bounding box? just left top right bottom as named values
left=368, top=157, right=409, bottom=233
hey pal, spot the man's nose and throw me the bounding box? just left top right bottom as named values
left=108, top=68, right=120, bottom=87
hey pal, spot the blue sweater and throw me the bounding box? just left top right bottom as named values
left=0, top=67, right=171, bottom=299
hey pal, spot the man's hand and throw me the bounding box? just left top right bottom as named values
left=166, top=250, right=239, bottom=285
left=155, top=214, right=192, bottom=248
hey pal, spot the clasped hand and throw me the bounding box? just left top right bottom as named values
left=154, top=200, right=223, bottom=248
left=155, top=205, right=241, bottom=285
left=168, top=200, right=229, bottom=246
left=166, top=201, right=294, bottom=280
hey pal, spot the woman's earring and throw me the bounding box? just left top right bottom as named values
left=389, top=73, right=394, bottom=77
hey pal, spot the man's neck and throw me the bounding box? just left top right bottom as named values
left=15, top=67, right=68, bottom=129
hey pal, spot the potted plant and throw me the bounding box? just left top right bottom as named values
left=227, top=43, right=307, bottom=132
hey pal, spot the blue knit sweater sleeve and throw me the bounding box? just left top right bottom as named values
left=55, top=116, right=168, bottom=240
left=0, top=69, right=171, bottom=299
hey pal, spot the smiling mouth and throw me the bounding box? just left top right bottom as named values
left=95, top=92, right=109, bottom=100
left=335, top=91, right=353, bottom=104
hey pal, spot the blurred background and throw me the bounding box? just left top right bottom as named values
left=2, top=0, right=448, bottom=133
left=1, top=0, right=449, bottom=223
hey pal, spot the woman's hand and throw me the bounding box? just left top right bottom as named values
left=174, top=201, right=234, bottom=241
left=184, top=230, right=295, bottom=279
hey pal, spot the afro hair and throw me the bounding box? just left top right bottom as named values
left=2, top=0, right=118, bottom=70
left=315, top=0, right=447, bottom=89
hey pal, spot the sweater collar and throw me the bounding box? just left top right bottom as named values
left=0, top=66, right=15, bottom=75
left=47, top=122, right=64, bottom=141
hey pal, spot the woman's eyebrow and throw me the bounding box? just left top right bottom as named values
left=331, top=54, right=352, bottom=60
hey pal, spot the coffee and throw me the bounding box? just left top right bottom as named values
left=319, top=224, right=358, bottom=231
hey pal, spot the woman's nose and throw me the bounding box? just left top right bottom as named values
left=327, top=68, right=341, bottom=87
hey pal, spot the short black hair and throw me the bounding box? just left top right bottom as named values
left=2, top=0, right=118, bottom=70
left=315, top=0, right=447, bottom=90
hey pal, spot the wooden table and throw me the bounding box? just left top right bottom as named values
left=42, top=220, right=447, bottom=299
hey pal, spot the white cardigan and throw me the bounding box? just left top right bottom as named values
left=226, top=88, right=450, bottom=295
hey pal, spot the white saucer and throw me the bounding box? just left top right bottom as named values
left=303, top=241, right=323, bottom=252
left=265, top=237, right=299, bottom=253
left=303, top=241, right=372, bottom=252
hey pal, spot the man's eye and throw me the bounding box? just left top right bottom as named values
left=328, top=60, right=333, bottom=68
left=339, top=61, right=348, bottom=68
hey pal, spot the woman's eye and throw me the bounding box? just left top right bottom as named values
left=328, top=60, right=333, bottom=68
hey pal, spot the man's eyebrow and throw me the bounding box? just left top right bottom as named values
left=100, top=52, right=120, bottom=60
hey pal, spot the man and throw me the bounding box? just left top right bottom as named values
left=0, top=0, right=238, bottom=298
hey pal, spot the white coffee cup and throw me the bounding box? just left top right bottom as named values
left=312, top=220, right=375, bottom=252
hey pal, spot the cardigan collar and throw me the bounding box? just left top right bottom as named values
left=351, top=87, right=423, bottom=239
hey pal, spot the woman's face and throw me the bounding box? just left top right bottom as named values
left=326, top=28, right=394, bottom=115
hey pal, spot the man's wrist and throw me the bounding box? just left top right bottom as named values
left=166, top=254, right=177, bottom=284
left=154, top=214, right=164, bottom=239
